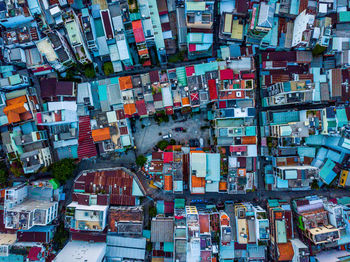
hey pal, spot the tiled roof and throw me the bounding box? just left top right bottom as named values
left=124, top=103, right=137, bottom=116
left=136, top=100, right=147, bottom=116
left=92, top=127, right=111, bottom=142
left=3, top=95, right=31, bottom=124
left=132, top=20, right=146, bottom=43
left=277, top=242, right=294, bottom=261
left=164, top=175, right=173, bottom=191
left=74, top=169, right=137, bottom=206
left=119, top=76, right=133, bottom=90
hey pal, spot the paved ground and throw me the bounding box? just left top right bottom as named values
left=133, top=112, right=210, bottom=155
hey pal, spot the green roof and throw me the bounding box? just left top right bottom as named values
left=175, top=199, right=185, bottom=209
left=49, top=179, right=60, bottom=189
left=176, top=67, right=187, bottom=87
left=339, top=11, right=350, bottom=22
left=337, top=196, right=350, bottom=206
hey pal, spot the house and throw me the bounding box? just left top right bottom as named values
left=54, top=241, right=106, bottom=262
left=4, top=180, right=59, bottom=230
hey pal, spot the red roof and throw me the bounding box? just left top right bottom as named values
left=230, top=145, right=247, bottom=152
left=101, top=10, right=113, bottom=40
left=78, top=116, right=97, bottom=160
left=163, top=152, right=173, bottom=163
left=132, top=20, right=145, bottom=43
left=208, top=79, right=218, bottom=100
left=165, top=106, right=173, bottom=115
left=136, top=100, right=147, bottom=116
left=220, top=69, right=234, bottom=80
left=28, top=247, right=41, bottom=261
left=242, top=73, right=255, bottom=79
left=219, top=101, right=226, bottom=108
left=190, top=92, right=199, bottom=101
left=189, top=44, right=196, bottom=52
left=186, top=66, right=195, bottom=76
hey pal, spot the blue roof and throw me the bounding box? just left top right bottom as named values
left=206, top=153, right=220, bottom=181
left=265, top=173, right=274, bottom=185
left=220, top=242, right=235, bottom=259
left=276, top=177, right=289, bottom=188
left=194, top=62, right=218, bottom=75
left=320, top=159, right=337, bottom=185
left=18, top=225, right=54, bottom=232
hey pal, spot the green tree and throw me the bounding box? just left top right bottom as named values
left=84, top=64, right=96, bottom=78
left=157, top=140, right=169, bottom=151
left=53, top=222, right=69, bottom=250
left=311, top=179, right=319, bottom=190
left=136, top=155, right=147, bottom=167
left=312, top=44, right=327, bottom=56
left=149, top=206, right=157, bottom=218
left=0, top=162, right=9, bottom=186
left=103, top=62, right=114, bottom=76
left=169, top=139, right=176, bottom=145
left=50, top=158, right=76, bottom=184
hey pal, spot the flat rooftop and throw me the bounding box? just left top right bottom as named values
left=54, top=241, right=106, bottom=262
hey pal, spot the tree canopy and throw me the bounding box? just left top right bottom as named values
left=103, top=62, right=114, bottom=76
left=50, top=158, right=76, bottom=184
left=136, top=155, right=147, bottom=167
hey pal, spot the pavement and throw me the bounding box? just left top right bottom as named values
left=133, top=112, right=210, bottom=155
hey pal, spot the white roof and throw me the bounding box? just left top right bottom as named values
left=108, top=44, right=120, bottom=61
left=54, top=241, right=106, bottom=262
left=117, top=39, right=130, bottom=61
left=67, top=201, right=108, bottom=211
left=292, top=10, right=315, bottom=47
left=161, top=86, right=173, bottom=107
left=36, top=38, right=58, bottom=62
left=112, top=16, right=124, bottom=32
left=48, top=101, right=77, bottom=111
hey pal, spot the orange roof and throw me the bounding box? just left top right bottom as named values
left=182, top=97, right=190, bottom=106
left=3, top=95, right=29, bottom=124
left=164, top=175, right=173, bottom=191
left=190, top=150, right=205, bottom=153
left=92, top=127, right=110, bottom=142
left=242, top=136, right=257, bottom=144
left=278, top=242, right=294, bottom=261
left=211, top=258, right=217, bottom=262
left=119, top=76, right=133, bottom=90
left=237, top=168, right=246, bottom=177
left=191, top=175, right=205, bottom=188
left=219, top=181, right=227, bottom=191
left=124, top=103, right=136, bottom=116
left=138, top=49, right=149, bottom=56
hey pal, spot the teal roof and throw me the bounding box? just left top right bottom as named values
left=290, top=0, right=300, bottom=15
left=98, top=84, right=107, bottom=101
left=306, top=135, right=326, bottom=146
left=337, top=196, right=350, bottom=206
left=298, top=147, right=316, bottom=158
left=268, top=199, right=280, bottom=207
left=164, top=242, right=174, bottom=252
left=320, top=159, right=337, bottom=185
left=245, top=126, right=256, bottom=136
left=194, top=62, right=218, bottom=76
left=156, top=200, right=164, bottom=214
left=148, top=0, right=165, bottom=49
left=336, top=108, right=348, bottom=127
left=94, top=18, right=105, bottom=38
left=132, top=179, right=144, bottom=196
left=272, top=111, right=299, bottom=124
left=9, top=74, right=21, bottom=85
left=220, top=241, right=235, bottom=259
left=339, top=11, right=350, bottom=23
left=175, top=198, right=185, bottom=209
left=143, top=230, right=151, bottom=239
left=206, top=153, right=220, bottom=182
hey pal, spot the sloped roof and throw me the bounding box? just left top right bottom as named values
left=277, top=242, right=294, bottom=261
left=124, top=103, right=136, bottom=116
left=119, top=76, right=133, bottom=90
left=135, top=100, right=147, bottom=116
left=92, top=127, right=111, bottom=142
left=3, top=95, right=30, bottom=124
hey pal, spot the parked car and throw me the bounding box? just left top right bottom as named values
left=174, top=127, right=184, bottom=132
left=162, top=133, right=172, bottom=139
